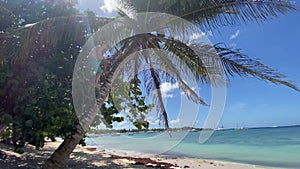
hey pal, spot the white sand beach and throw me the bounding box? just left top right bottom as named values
left=0, top=140, right=270, bottom=169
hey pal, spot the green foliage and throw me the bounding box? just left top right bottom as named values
left=0, top=0, right=79, bottom=30
left=0, top=0, right=153, bottom=153
left=92, top=77, right=153, bottom=130
left=127, top=77, right=153, bottom=130
left=0, top=0, right=84, bottom=152
left=98, top=94, right=124, bottom=128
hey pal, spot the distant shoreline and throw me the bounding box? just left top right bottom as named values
left=88, top=124, right=300, bottom=135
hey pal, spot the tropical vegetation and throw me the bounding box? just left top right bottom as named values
left=0, top=0, right=298, bottom=168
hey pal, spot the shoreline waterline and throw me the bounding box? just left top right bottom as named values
left=86, top=125, right=300, bottom=169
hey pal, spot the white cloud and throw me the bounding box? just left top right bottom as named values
left=100, top=0, right=118, bottom=13
left=189, top=32, right=205, bottom=40
left=160, top=82, right=179, bottom=98
left=113, top=120, right=132, bottom=130
left=148, top=119, right=160, bottom=128
left=188, top=32, right=207, bottom=43
left=170, top=118, right=181, bottom=127
left=189, top=31, right=213, bottom=41
left=230, top=30, right=240, bottom=40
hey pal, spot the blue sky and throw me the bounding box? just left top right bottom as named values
left=209, top=10, right=300, bottom=128
left=77, top=0, right=300, bottom=129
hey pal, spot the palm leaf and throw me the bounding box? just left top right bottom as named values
left=150, top=33, right=298, bottom=91
left=158, top=35, right=211, bottom=83
left=180, top=0, right=297, bottom=30
left=166, top=39, right=299, bottom=91
left=119, top=0, right=296, bottom=31
left=143, top=50, right=169, bottom=128
left=1, top=15, right=111, bottom=65
left=152, top=49, right=209, bottom=106
left=213, top=44, right=299, bottom=91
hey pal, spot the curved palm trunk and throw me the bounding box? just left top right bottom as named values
left=42, top=42, right=141, bottom=168
left=42, top=74, right=113, bottom=168
left=42, top=125, right=85, bottom=168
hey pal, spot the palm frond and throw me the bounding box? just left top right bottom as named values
left=153, top=33, right=298, bottom=91
left=213, top=44, right=299, bottom=91
left=1, top=15, right=111, bottom=65
left=115, top=0, right=137, bottom=18
left=119, top=0, right=296, bottom=31
left=180, top=0, right=297, bottom=30
left=160, top=36, right=210, bottom=83
left=144, top=51, right=169, bottom=128
left=107, top=38, right=170, bottom=128
left=152, top=49, right=208, bottom=106
left=156, top=34, right=298, bottom=92
left=142, top=66, right=169, bottom=128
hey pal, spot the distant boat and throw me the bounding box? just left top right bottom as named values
left=235, top=123, right=248, bottom=130
left=215, top=121, right=226, bottom=130
left=215, top=128, right=224, bottom=131
left=235, top=127, right=248, bottom=130
left=271, top=124, right=278, bottom=128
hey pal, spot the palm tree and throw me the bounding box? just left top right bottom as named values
left=1, top=0, right=298, bottom=168
left=44, top=1, right=299, bottom=168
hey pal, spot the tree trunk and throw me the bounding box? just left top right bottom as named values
left=42, top=38, right=140, bottom=168
left=42, top=73, right=113, bottom=168
left=42, top=125, right=85, bottom=168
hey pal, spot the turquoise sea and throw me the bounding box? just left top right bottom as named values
left=86, top=125, right=300, bottom=168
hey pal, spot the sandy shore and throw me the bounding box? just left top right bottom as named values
left=0, top=141, right=267, bottom=169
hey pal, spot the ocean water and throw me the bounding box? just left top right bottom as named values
left=86, top=126, right=300, bottom=168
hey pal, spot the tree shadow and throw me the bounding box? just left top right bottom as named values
left=0, top=143, right=150, bottom=169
